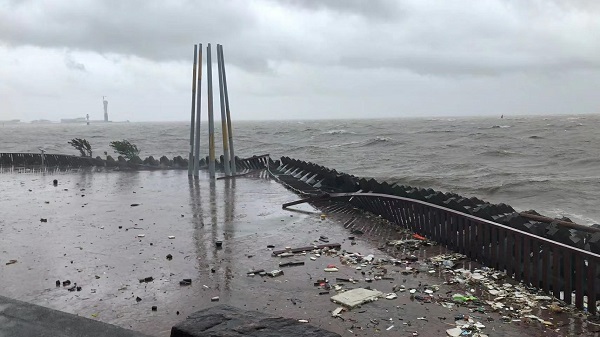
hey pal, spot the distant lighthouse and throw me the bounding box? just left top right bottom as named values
left=103, top=96, right=109, bottom=122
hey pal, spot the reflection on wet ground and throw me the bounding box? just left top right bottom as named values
left=0, top=169, right=597, bottom=336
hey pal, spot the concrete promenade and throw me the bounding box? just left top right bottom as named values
left=0, top=167, right=597, bottom=336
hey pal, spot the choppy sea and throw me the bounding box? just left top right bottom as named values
left=1, top=114, right=599, bottom=225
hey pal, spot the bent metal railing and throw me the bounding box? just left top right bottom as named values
left=291, top=192, right=600, bottom=314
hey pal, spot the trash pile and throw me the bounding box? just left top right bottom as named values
left=428, top=253, right=571, bottom=325
left=257, top=234, right=576, bottom=336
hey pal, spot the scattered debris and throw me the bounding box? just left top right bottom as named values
left=179, top=279, right=192, bottom=286
left=168, top=235, right=175, bottom=239
left=211, top=296, right=220, bottom=302
left=279, top=261, right=305, bottom=267
left=5, top=259, right=17, bottom=265
left=152, top=306, right=157, bottom=311
left=40, top=218, right=47, bottom=223
left=166, top=254, right=173, bottom=260
left=385, top=293, right=398, bottom=300
left=271, top=243, right=341, bottom=256
left=139, top=276, right=154, bottom=283
left=332, top=307, right=344, bottom=317
left=130, top=203, right=140, bottom=207
left=267, top=270, right=284, bottom=277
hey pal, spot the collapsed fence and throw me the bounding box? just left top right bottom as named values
left=271, top=156, right=600, bottom=314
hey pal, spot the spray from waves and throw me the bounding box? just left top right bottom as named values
left=359, top=136, right=395, bottom=147
left=478, top=149, right=525, bottom=157
left=322, top=129, right=355, bottom=135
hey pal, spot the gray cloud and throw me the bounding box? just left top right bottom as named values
left=1, top=0, right=599, bottom=122
left=64, top=53, right=86, bottom=71
left=1, top=0, right=598, bottom=76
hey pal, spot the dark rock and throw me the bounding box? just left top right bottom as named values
left=105, top=155, right=117, bottom=167
left=52, top=179, right=58, bottom=186
left=55, top=280, right=60, bottom=287
left=166, top=254, right=173, bottom=261
left=152, top=306, right=157, bottom=311
left=136, top=297, right=142, bottom=302
left=62, top=280, right=71, bottom=286
left=40, top=218, right=47, bottom=223
left=159, top=156, right=171, bottom=166
left=170, top=305, right=341, bottom=337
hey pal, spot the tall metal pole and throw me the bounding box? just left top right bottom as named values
left=193, top=44, right=203, bottom=177
left=187, top=44, right=198, bottom=176
left=207, top=43, right=216, bottom=178
left=219, top=45, right=236, bottom=174
left=217, top=44, right=231, bottom=176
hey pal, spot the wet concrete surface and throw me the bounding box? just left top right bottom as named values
left=1, top=167, right=599, bottom=336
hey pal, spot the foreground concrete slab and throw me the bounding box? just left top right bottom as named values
left=330, top=288, right=383, bottom=309
left=0, top=295, right=150, bottom=337
left=170, top=305, right=340, bottom=337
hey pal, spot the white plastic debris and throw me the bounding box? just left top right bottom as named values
left=385, top=293, right=398, bottom=300
left=137, top=234, right=145, bottom=238
left=332, top=307, right=344, bottom=317
left=446, top=327, right=462, bottom=337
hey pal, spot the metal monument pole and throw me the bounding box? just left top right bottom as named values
left=219, top=45, right=236, bottom=174
left=217, top=44, right=231, bottom=176
left=207, top=43, right=216, bottom=178
left=187, top=44, right=198, bottom=176
left=193, top=44, right=203, bottom=177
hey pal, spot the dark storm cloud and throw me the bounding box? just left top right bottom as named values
left=0, top=1, right=262, bottom=67
left=1, top=0, right=600, bottom=77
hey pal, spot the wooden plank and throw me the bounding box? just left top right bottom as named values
left=575, top=257, right=584, bottom=309
left=588, top=259, right=597, bottom=314
left=553, top=247, right=561, bottom=299
left=531, top=239, right=540, bottom=289
left=563, top=250, right=573, bottom=304
left=542, top=243, right=550, bottom=294
left=490, top=226, right=498, bottom=269
left=514, top=234, right=523, bottom=282
left=523, top=236, right=531, bottom=286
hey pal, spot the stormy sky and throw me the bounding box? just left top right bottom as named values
left=1, top=0, right=599, bottom=122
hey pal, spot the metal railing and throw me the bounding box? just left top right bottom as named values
left=315, top=192, right=600, bottom=314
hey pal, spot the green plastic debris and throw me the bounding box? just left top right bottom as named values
left=452, top=294, right=478, bottom=302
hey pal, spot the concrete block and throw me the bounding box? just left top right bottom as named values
left=330, top=288, right=383, bottom=309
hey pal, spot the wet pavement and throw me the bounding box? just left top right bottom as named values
left=1, top=167, right=599, bottom=336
